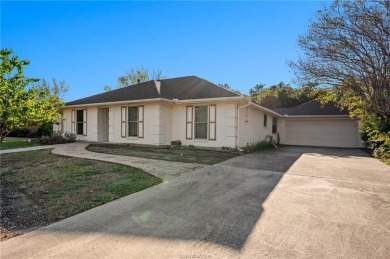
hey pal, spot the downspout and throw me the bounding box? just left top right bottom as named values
left=237, top=99, right=251, bottom=151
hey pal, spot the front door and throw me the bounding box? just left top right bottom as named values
left=98, top=108, right=109, bottom=142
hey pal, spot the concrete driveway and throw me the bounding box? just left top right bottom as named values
left=1, top=147, right=389, bottom=258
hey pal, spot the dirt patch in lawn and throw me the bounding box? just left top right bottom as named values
left=87, top=143, right=240, bottom=165
left=0, top=149, right=162, bottom=241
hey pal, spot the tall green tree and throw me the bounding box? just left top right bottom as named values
left=0, top=49, right=64, bottom=142
left=249, top=83, right=265, bottom=98
left=34, top=78, right=69, bottom=102
left=249, top=82, right=327, bottom=108
left=104, top=66, right=166, bottom=91
left=290, top=0, right=390, bottom=120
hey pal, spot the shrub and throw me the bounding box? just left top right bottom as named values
left=40, top=131, right=76, bottom=145
left=359, top=115, right=390, bottom=165
left=171, top=140, right=182, bottom=148
left=244, top=141, right=274, bottom=154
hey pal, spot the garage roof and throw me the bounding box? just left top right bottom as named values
left=273, top=100, right=349, bottom=116
left=66, top=76, right=239, bottom=106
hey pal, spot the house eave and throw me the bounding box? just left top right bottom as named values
left=283, top=115, right=352, bottom=118
left=65, top=98, right=174, bottom=108
left=64, top=96, right=245, bottom=108
left=173, top=96, right=244, bottom=104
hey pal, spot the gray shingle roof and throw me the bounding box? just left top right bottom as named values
left=273, top=100, right=349, bottom=116
left=66, top=76, right=240, bottom=106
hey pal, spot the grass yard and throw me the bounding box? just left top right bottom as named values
left=0, top=139, right=41, bottom=150
left=87, top=143, right=240, bottom=165
left=0, top=149, right=161, bottom=240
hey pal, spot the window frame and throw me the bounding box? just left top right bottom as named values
left=125, top=106, right=144, bottom=138
left=127, top=106, right=138, bottom=137
left=194, top=105, right=208, bottom=140
left=185, top=105, right=217, bottom=141
left=263, top=114, right=268, bottom=127
left=76, top=109, right=87, bottom=136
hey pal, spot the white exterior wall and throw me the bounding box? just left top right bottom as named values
left=61, top=109, right=71, bottom=133
left=277, top=119, right=286, bottom=144
left=238, top=107, right=277, bottom=147
left=61, top=100, right=284, bottom=148
left=61, top=107, right=97, bottom=141
left=110, top=103, right=162, bottom=145
left=88, top=107, right=98, bottom=142
left=171, top=102, right=238, bottom=148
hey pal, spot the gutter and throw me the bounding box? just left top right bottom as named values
left=237, top=99, right=251, bottom=151
left=65, top=96, right=245, bottom=108
left=65, top=98, right=174, bottom=108
left=173, top=96, right=243, bottom=104
left=282, top=115, right=352, bottom=118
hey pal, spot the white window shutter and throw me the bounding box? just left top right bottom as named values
left=83, top=109, right=87, bottom=136
left=186, top=106, right=193, bottom=139
left=209, top=105, right=216, bottom=140
left=71, top=109, right=75, bottom=134
left=121, top=107, right=126, bottom=138
left=138, top=106, right=144, bottom=138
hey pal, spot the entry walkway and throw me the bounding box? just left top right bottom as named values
left=1, top=142, right=206, bottom=180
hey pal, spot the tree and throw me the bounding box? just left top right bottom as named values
left=290, top=0, right=390, bottom=120
left=250, top=82, right=296, bottom=108
left=104, top=66, right=166, bottom=91
left=249, top=82, right=327, bottom=108
left=249, top=83, right=265, bottom=98
left=0, top=49, right=64, bottom=142
left=34, top=78, right=69, bottom=102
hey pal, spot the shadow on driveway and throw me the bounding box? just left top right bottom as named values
left=2, top=146, right=388, bottom=257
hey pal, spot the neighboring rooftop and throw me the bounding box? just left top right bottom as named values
left=66, top=76, right=240, bottom=106
left=273, top=100, right=349, bottom=116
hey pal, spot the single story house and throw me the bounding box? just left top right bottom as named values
left=56, top=76, right=363, bottom=148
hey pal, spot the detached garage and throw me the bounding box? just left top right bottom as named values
left=275, top=101, right=363, bottom=148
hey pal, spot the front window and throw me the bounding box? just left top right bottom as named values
left=194, top=106, right=208, bottom=139
left=128, top=107, right=138, bottom=137
left=272, top=117, right=277, bottom=133
left=76, top=110, right=84, bottom=135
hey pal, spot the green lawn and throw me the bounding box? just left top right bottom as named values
left=87, top=143, right=240, bottom=165
left=0, top=139, right=41, bottom=150
left=0, top=149, right=162, bottom=236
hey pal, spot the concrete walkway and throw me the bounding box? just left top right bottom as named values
left=0, top=144, right=60, bottom=154
left=1, top=146, right=389, bottom=258
left=1, top=142, right=206, bottom=181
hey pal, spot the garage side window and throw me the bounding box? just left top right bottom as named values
left=272, top=117, right=277, bottom=133
left=76, top=109, right=87, bottom=135
left=264, top=114, right=268, bottom=127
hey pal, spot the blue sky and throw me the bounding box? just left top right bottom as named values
left=1, top=1, right=327, bottom=102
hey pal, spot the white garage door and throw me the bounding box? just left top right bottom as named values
left=285, top=119, right=359, bottom=148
